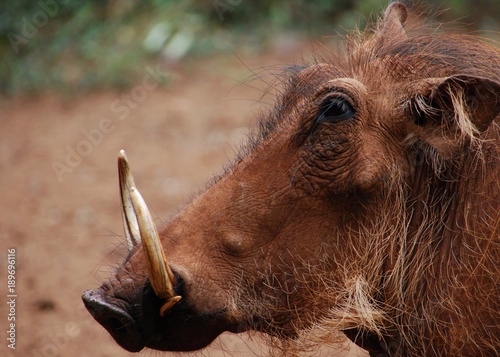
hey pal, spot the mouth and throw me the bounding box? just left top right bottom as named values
left=82, top=278, right=241, bottom=352
left=82, top=287, right=145, bottom=352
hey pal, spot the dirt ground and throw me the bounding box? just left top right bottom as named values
left=0, top=41, right=367, bottom=357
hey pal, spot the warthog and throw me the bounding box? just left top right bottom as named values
left=82, top=3, right=500, bottom=356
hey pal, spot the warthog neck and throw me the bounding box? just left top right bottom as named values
left=376, top=129, right=499, bottom=356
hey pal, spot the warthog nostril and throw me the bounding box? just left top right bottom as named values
left=82, top=289, right=145, bottom=352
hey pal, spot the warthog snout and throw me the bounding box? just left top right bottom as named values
left=82, top=288, right=144, bottom=352
left=83, top=152, right=244, bottom=351
left=83, top=269, right=238, bottom=352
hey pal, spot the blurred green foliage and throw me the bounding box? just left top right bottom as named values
left=0, top=0, right=499, bottom=95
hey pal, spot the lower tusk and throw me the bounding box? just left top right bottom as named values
left=129, top=186, right=182, bottom=314
left=160, top=296, right=182, bottom=317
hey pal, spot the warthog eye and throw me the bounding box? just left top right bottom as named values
left=317, top=96, right=355, bottom=124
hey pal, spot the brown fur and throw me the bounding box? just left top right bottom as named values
left=83, top=3, right=500, bottom=356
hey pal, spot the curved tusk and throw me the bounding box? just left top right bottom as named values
left=118, top=150, right=140, bottom=250
left=129, top=186, right=182, bottom=316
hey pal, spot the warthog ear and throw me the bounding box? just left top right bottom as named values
left=407, top=75, right=500, bottom=161
left=379, top=2, right=408, bottom=41
left=432, top=75, right=500, bottom=132
left=411, top=75, right=500, bottom=133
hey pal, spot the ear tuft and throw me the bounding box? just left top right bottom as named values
left=408, top=75, right=500, bottom=159
left=431, top=75, right=500, bottom=133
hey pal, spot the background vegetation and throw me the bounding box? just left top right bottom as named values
left=1, top=0, right=499, bottom=95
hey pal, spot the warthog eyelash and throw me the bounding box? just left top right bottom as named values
left=317, top=96, right=355, bottom=124
left=308, top=94, right=356, bottom=138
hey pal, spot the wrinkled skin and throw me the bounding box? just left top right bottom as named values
left=83, top=3, right=500, bottom=356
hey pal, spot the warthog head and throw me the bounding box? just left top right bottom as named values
left=83, top=3, right=500, bottom=356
